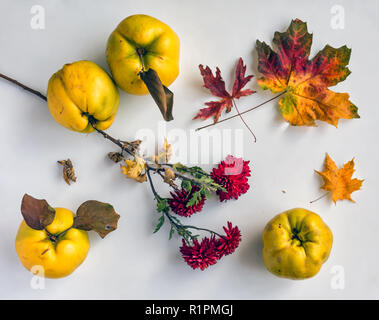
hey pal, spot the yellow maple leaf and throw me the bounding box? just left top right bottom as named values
left=120, top=156, right=147, bottom=183
left=315, top=153, right=363, bottom=204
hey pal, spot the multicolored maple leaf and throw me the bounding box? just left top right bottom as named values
left=194, top=58, right=255, bottom=123
left=315, top=153, right=363, bottom=204
left=256, top=19, right=359, bottom=126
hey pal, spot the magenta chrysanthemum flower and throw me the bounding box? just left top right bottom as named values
left=168, top=186, right=205, bottom=217
left=211, top=155, right=251, bottom=202
left=216, top=222, right=242, bottom=257
left=180, top=237, right=219, bottom=270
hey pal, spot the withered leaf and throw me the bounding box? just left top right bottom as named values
left=57, top=159, right=77, bottom=185
left=74, top=200, right=120, bottom=238
left=21, top=194, right=55, bottom=230
left=139, top=68, right=174, bottom=121
left=121, top=139, right=142, bottom=152
left=163, top=167, right=176, bottom=187
left=120, top=156, right=147, bottom=183
left=108, top=152, right=124, bottom=163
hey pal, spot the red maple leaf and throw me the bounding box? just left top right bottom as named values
left=194, top=58, right=255, bottom=123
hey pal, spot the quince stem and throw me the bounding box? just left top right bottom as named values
left=136, top=47, right=146, bottom=72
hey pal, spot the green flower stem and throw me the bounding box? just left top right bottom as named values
left=146, top=167, right=222, bottom=242
left=181, top=225, right=223, bottom=238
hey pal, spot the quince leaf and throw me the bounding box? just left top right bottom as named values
left=20, top=194, right=55, bottom=230
left=74, top=200, right=120, bottom=238
left=256, top=19, right=359, bottom=126
left=139, top=68, right=173, bottom=121
left=315, top=153, right=363, bottom=204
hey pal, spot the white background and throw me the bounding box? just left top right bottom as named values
left=0, top=0, right=378, bottom=299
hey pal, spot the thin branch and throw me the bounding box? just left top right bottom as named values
left=146, top=168, right=161, bottom=200
left=0, top=73, right=47, bottom=101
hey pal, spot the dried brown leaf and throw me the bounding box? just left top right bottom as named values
left=108, top=152, right=124, bottom=163
left=20, top=194, right=55, bottom=230
left=58, top=159, right=77, bottom=185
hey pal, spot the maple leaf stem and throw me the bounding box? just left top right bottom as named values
left=232, top=99, right=257, bottom=142
left=309, top=192, right=329, bottom=204
left=196, top=92, right=285, bottom=131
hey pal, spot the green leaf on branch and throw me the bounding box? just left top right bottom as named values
left=172, top=162, right=226, bottom=194
left=169, top=225, right=175, bottom=240
left=186, top=190, right=203, bottom=207
left=181, top=179, right=192, bottom=193
left=156, top=198, right=170, bottom=213
left=153, top=215, right=165, bottom=233
left=201, top=187, right=212, bottom=199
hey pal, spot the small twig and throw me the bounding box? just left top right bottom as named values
left=89, top=120, right=135, bottom=158
left=146, top=167, right=161, bottom=200
left=0, top=73, right=47, bottom=101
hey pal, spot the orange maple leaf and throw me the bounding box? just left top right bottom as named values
left=315, top=153, right=363, bottom=204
